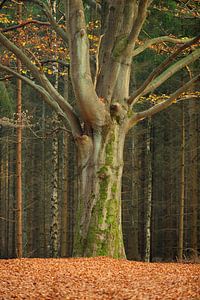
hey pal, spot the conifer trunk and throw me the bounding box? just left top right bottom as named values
left=178, top=103, right=185, bottom=261
left=16, top=2, right=23, bottom=258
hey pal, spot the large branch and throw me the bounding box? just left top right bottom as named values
left=132, top=36, right=193, bottom=57
left=0, top=32, right=82, bottom=136
left=141, top=48, right=200, bottom=96
left=128, top=74, right=200, bottom=128
left=96, top=0, right=125, bottom=99
left=128, top=34, right=200, bottom=105
left=0, top=31, right=43, bottom=82
left=68, top=0, right=107, bottom=127
left=124, top=0, right=150, bottom=56
left=0, top=63, right=82, bottom=136
left=0, top=64, right=65, bottom=121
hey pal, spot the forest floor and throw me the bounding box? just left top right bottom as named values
left=0, top=257, right=199, bottom=300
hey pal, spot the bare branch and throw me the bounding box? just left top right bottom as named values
left=1, top=20, right=50, bottom=33
left=25, top=0, right=68, bottom=43
left=142, top=48, right=200, bottom=95
left=0, top=64, right=64, bottom=119
left=40, top=59, right=69, bottom=68
left=132, top=36, right=193, bottom=57
left=0, top=31, right=44, bottom=82
left=0, top=74, right=13, bottom=81
left=128, top=74, right=200, bottom=128
left=0, top=63, right=82, bottom=136
left=84, top=0, right=101, bottom=13
left=128, top=34, right=200, bottom=105
left=0, top=31, right=82, bottom=136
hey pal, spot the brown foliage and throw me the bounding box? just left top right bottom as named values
left=0, top=257, right=199, bottom=299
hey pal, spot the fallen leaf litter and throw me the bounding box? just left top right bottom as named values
left=0, top=257, right=199, bottom=299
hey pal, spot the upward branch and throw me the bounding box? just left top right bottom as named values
left=67, top=0, right=107, bottom=127
left=128, top=34, right=200, bottom=105
left=129, top=74, right=200, bottom=128
left=123, top=0, right=150, bottom=56
left=132, top=36, right=193, bottom=57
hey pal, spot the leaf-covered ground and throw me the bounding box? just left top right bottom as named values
left=0, top=257, right=199, bottom=299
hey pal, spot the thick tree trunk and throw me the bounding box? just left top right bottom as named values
left=73, top=123, right=126, bottom=258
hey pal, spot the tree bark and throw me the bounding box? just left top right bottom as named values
left=145, top=118, right=152, bottom=262
left=178, top=103, right=185, bottom=261
left=188, top=99, right=198, bottom=259
left=73, top=124, right=126, bottom=257
left=50, top=120, right=59, bottom=257
left=16, top=2, right=23, bottom=258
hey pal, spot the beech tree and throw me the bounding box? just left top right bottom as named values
left=0, top=0, right=200, bottom=258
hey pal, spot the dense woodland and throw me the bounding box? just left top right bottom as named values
left=0, top=0, right=200, bottom=261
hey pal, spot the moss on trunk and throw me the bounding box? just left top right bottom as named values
left=73, top=124, right=126, bottom=258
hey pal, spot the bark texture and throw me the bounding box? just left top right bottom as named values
left=73, top=123, right=127, bottom=257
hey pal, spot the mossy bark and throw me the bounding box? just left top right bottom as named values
left=73, top=123, right=126, bottom=258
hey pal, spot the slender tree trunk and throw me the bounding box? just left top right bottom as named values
left=16, top=1, right=23, bottom=258
left=130, top=128, right=139, bottom=260
left=60, top=131, right=68, bottom=257
left=61, top=74, right=69, bottom=257
left=145, top=118, right=152, bottom=262
left=41, top=99, right=46, bottom=257
left=50, top=114, right=59, bottom=257
left=165, top=108, right=174, bottom=260
left=188, top=99, right=198, bottom=259
left=178, top=103, right=185, bottom=261
left=50, top=1, right=60, bottom=257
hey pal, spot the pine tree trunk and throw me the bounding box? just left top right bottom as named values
left=73, top=124, right=126, bottom=258
left=16, top=2, right=23, bottom=257
left=61, top=131, right=69, bottom=257
left=178, top=103, right=185, bottom=261
left=188, top=99, right=198, bottom=258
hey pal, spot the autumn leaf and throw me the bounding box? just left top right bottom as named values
left=0, top=257, right=199, bottom=300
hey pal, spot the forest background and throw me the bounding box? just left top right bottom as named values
left=0, top=0, right=200, bottom=262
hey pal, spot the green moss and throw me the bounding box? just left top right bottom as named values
left=73, top=126, right=126, bottom=258
left=111, top=183, right=117, bottom=195
left=97, top=166, right=109, bottom=177
left=127, top=108, right=134, bottom=118
left=112, top=35, right=128, bottom=58
left=105, top=131, right=115, bottom=165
